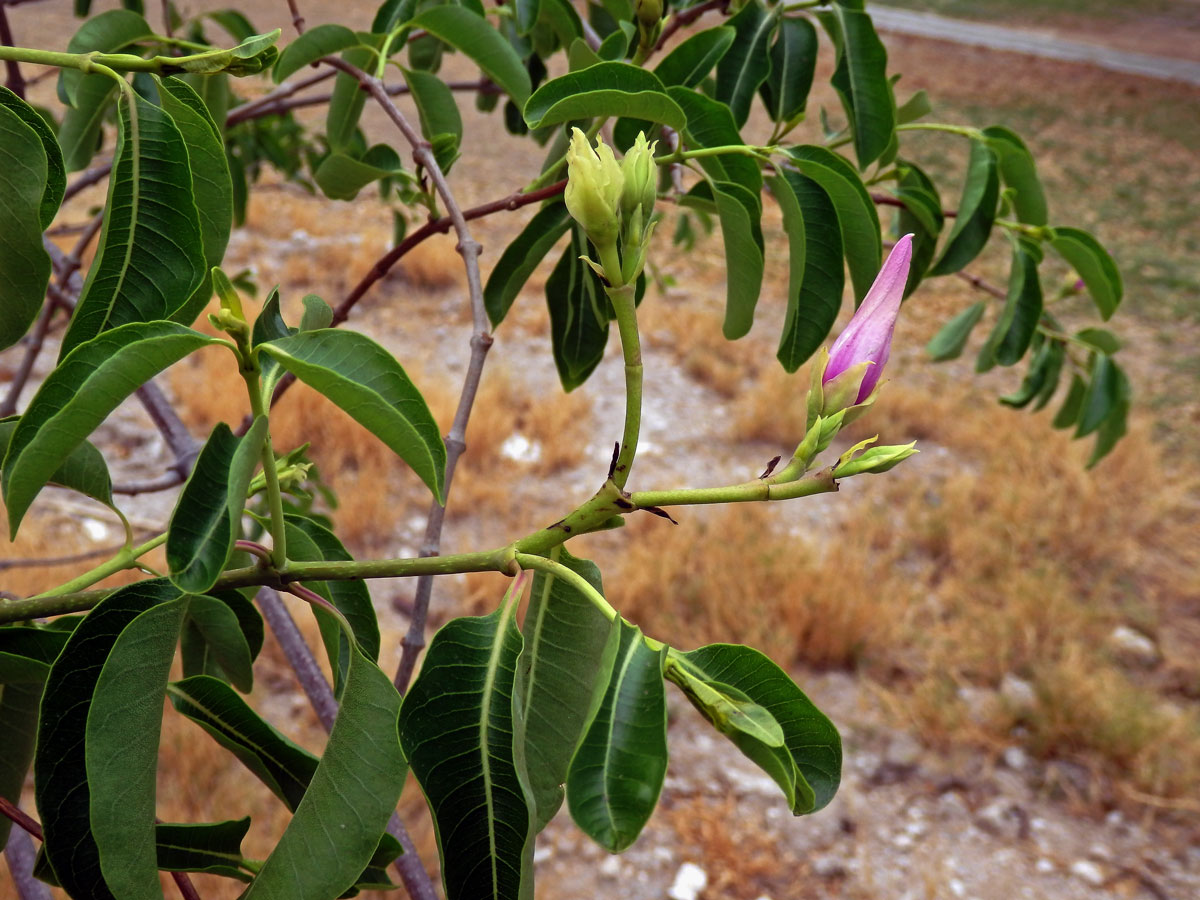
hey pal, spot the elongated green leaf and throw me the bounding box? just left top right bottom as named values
left=158, top=77, right=235, bottom=325
left=715, top=0, right=777, bottom=128
left=168, top=675, right=318, bottom=811
left=787, top=144, right=881, bottom=303
left=667, top=86, right=761, bottom=194
left=547, top=227, right=610, bottom=391
left=516, top=550, right=620, bottom=832
left=87, top=592, right=189, bottom=900
left=485, top=201, right=572, bottom=327
left=1076, top=353, right=1119, bottom=438
left=0, top=417, right=113, bottom=513
left=1048, top=226, right=1123, bottom=320
left=326, top=47, right=374, bottom=150
left=655, top=26, right=735, bottom=88
left=60, top=9, right=153, bottom=106
left=258, top=330, right=446, bottom=501
left=818, top=1, right=894, bottom=169
left=0, top=86, right=65, bottom=228
left=274, top=24, right=361, bottom=83
left=181, top=594, right=255, bottom=693
left=167, top=418, right=266, bottom=594
left=894, top=159, right=944, bottom=295
left=403, top=68, right=464, bottom=172
left=989, top=237, right=1043, bottom=367
left=0, top=625, right=72, bottom=683
left=2, top=322, right=221, bottom=537
left=999, top=337, right=1061, bottom=409
left=413, top=5, right=532, bottom=108
left=929, top=139, right=999, bottom=276
left=713, top=180, right=765, bottom=340
left=1087, top=361, right=1130, bottom=468
left=896, top=89, right=932, bottom=125
left=242, top=648, right=405, bottom=900
left=678, top=643, right=841, bottom=812
left=151, top=31, right=281, bottom=77
left=1053, top=374, right=1086, bottom=430
left=760, top=17, right=817, bottom=124
left=771, top=171, right=845, bottom=372
left=926, top=300, right=986, bottom=362
left=313, top=147, right=405, bottom=201
left=983, top=125, right=1047, bottom=227
left=155, top=818, right=252, bottom=882
left=60, top=91, right=207, bottom=358
left=398, top=602, right=533, bottom=900
left=0, top=682, right=41, bottom=849
left=566, top=621, right=667, bottom=853
left=524, top=62, right=684, bottom=130
left=35, top=580, right=178, bottom=900
left=0, top=102, right=53, bottom=353
left=59, top=73, right=118, bottom=172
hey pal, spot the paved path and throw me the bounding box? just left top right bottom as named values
left=867, top=6, right=1200, bottom=87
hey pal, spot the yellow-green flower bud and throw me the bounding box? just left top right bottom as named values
left=620, top=131, right=658, bottom=223
left=565, top=128, right=623, bottom=247
left=635, top=0, right=662, bottom=28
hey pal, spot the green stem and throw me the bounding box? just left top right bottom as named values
left=514, top=553, right=618, bottom=622
left=631, top=467, right=838, bottom=508
left=896, top=122, right=983, bottom=140
left=995, top=218, right=1048, bottom=239
left=25, top=532, right=168, bottom=600
left=658, top=144, right=774, bottom=165
left=242, top=364, right=288, bottom=568
left=0, top=46, right=94, bottom=69
left=607, top=282, right=642, bottom=490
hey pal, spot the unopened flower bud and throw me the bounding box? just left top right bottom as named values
left=635, top=0, right=662, bottom=29
left=833, top=440, right=918, bottom=478
left=565, top=128, right=623, bottom=247
left=620, top=131, right=658, bottom=224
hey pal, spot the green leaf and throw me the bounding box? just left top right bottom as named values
left=1052, top=374, right=1086, bottom=430
left=0, top=682, right=41, bottom=849
left=713, top=180, right=765, bottom=340
left=403, top=68, right=464, bottom=172
left=926, top=300, right=986, bottom=362
left=326, top=47, right=374, bottom=150
left=678, top=643, right=841, bottom=812
left=485, top=200, right=572, bottom=327
left=515, top=549, right=620, bottom=832
left=158, top=77, right=235, bottom=325
left=1048, top=226, right=1123, bottom=320
left=1087, top=362, right=1130, bottom=468
left=0, top=86, right=65, bottom=228
left=987, top=237, right=1043, bottom=368
left=0, top=101, right=53, bottom=353
left=2, top=321, right=221, bottom=537
left=894, top=159, right=944, bottom=295
left=546, top=227, right=610, bottom=391
left=524, top=62, right=684, bottom=130
left=818, top=2, right=895, bottom=168
left=87, top=591, right=189, bottom=899
left=999, top=337, right=1061, bottom=409
left=167, top=418, right=266, bottom=594
left=168, top=675, right=318, bottom=811
left=760, top=17, right=817, bottom=124
left=566, top=621, right=667, bottom=853
left=413, top=5, right=532, bottom=108
left=896, top=89, right=932, bottom=125
left=0, top=416, right=114, bottom=514
left=398, top=601, right=533, bottom=900
left=242, top=648, right=405, bottom=900
left=771, top=170, right=845, bottom=372
left=667, top=86, right=761, bottom=194
left=274, top=24, right=362, bottom=83
left=258, top=330, right=446, bottom=501
left=60, top=91, right=207, bottom=358
left=313, top=146, right=405, bottom=201
left=60, top=9, right=153, bottom=106
left=1076, top=353, right=1120, bottom=438
left=787, top=144, right=882, bottom=303
left=928, top=139, right=999, bottom=276
left=654, top=26, right=735, bottom=88
left=715, top=0, right=777, bottom=128
left=157, top=31, right=282, bottom=77
left=155, top=818, right=252, bottom=882
left=982, top=125, right=1047, bottom=227
left=0, top=625, right=73, bottom=683
left=180, top=593, right=256, bottom=693
left=35, top=580, right=179, bottom=900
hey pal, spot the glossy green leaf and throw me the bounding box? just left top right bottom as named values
left=0, top=101, right=53, bottom=353
left=516, top=549, right=620, bottom=832
left=258, top=330, right=446, bottom=501
left=0, top=625, right=72, bottom=683
left=0, top=682, right=41, bottom=849
left=667, top=86, right=761, bottom=194
left=60, top=91, right=207, bottom=358
left=818, top=1, right=895, bottom=168
left=0, top=86, right=65, bottom=228
left=403, top=68, right=464, bottom=172
left=2, top=321, right=221, bottom=537
left=180, top=593, right=256, bottom=693
left=983, top=125, right=1047, bottom=227
left=35, top=580, right=178, bottom=900
left=154, top=31, right=281, bottom=77
left=168, top=674, right=318, bottom=811
left=314, top=144, right=406, bottom=201
left=787, top=144, right=882, bottom=303
left=242, top=648, right=405, bottom=900
left=524, top=62, right=684, bottom=130
left=413, top=5, right=532, bottom=108
left=1076, top=353, right=1120, bottom=438
left=1048, top=226, right=1123, bottom=320
left=771, top=171, right=845, bottom=372
left=274, top=24, right=362, bottom=83
left=678, top=643, right=841, bottom=812
left=59, top=74, right=117, bottom=172
left=167, top=418, right=266, bottom=594
left=87, top=591, right=189, bottom=899
left=372, top=0, right=414, bottom=33
left=485, top=200, right=572, bottom=327
left=989, top=237, right=1044, bottom=367
left=894, top=159, right=944, bottom=295
left=154, top=818, right=252, bottom=882
left=398, top=600, right=533, bottom=900
left=654, top=26, right=735, bottom=88
left=60, top=9, right=153, bottom=106
left=760, top=17, right=817, bottom=124
left=713, top=180, right=765, bottom=340
left=715, top=0, right=777, bottom=128
left=926, top=300, right=986, bottom=362
left=326, top=47, right=374, bottom=150
left=546, top=227, right=610, bottom=391
left=896, top=89, right=932, bottom=125
left=566, top=621, right=667, bottom=853
left=0, top=416, right=113, bottom=515
left=929, top=139, right=999, bottom=276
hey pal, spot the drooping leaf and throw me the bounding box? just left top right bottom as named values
left=566, top=621, right=667, bottom=853
left=515, top=549, right=620, bottom=832
left=999, top=337, right=1061, bottom=409
left=403, top=68, right=464, bottom=172
left=654, top=26, right=735, bottom=88
left=712, top=180, right=765, bottom=340
left=59, top=90, right=207, bottom=358
left=524, top=62, right=684, bottom=130
left=894, top=159, right=944, bottom=295
left=988, top=237, right=1044, bottom=367
left=313, top=145, right=406, bottom=201
left=982, top=125, right=1047, bottom=227
left=0, top=682, right=41, bottom=849
left=273, top=24, right=362, bottom=83
left=546, top=227, right=610, bottom=391
left=1087, top=361, right=1130, bottom=468
left=0, top=417, right=113, bottom=515
left=1076, top=353, right=1120, bottom=438
left=59, top=9, right=153, bottom=106
left=0, top=86, right=65, bottom=228
left=485, top=200, right=572, bottom=327
left=1053, top=374, right=1087, bottom=431
left=398, top=601, right=533, bottom=900
left=413, top=5, right=532, bottom=108
left=667, top=86, right=761, bottom=194
left=760, top=17, right=817, bottom=124
left=2, top=321, right=222, bottom=537
left=771, top=171, right=845, bottom=372
left=0, top=625, right=73, bottom=683
left=928, top=139, right=999, bottom=276
left=926, top=301, right=986, bottom=362
left=154, top=818, right=253, bottom=882
left=258, top=330, right=446, bottom=501
left=817, top=1, right=895, bottom=169
left=180, top=593, right=256, bottom=693
left=715, top=0, right=778, bottom=128
left=1048, top=225, right=1123, bottom=320
left=326, top=47, right=374, bottom=150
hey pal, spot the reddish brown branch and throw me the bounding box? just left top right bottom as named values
left=0, top=797, right=42, bottom=842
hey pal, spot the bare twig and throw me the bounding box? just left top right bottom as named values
left=871, top=191, right=957, bottom=218
left=0, top=532, right=153, bottom=571
left=160, top=0, right=173, bottom=39
left=229, top=77, right=499, bottom=124
left=656, top=0, right=728, bottom=51
left=0, top=2, right=26, bottom=99
left=62, top=164, right=113, bottom=204
left=0, top=797, right=41, bottom=841
left=135, top=382, right=201, bottom=478
left=0, top=298, right=54, bottom=417
left=285, top=0, right=306, bottom=34
left=4, top=827, right=50, bottom=900
left=170, top=871, right=202, bottom=900
left=224, top=69, right=333, bottom=126
left=955, top=268, right=1006, bottom=299
left=112, top=470, right=186, bottom=495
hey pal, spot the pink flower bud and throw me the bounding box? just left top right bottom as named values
left=823, top=234, right=914, bottom=404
